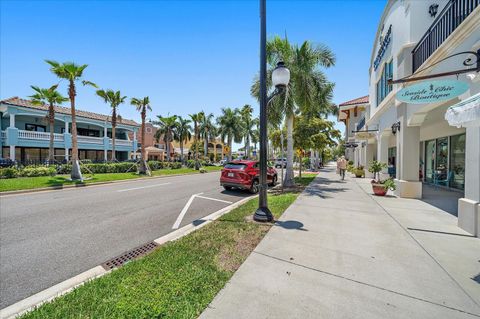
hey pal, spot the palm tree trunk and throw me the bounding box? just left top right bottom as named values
left=194, top=125, right=200, bottom=170
left=284, top=114, right=295, bottom=187
left=180, top=140, right=184, bottom=164
left=204, top=133, right=208, bottom=161
left=299, top=154, right=303, bottom=178
left=228, top=136, right=232, bottom=161
left=246, top=137, right=250, bottom=159
left=138, top=109, right=150, bottom=175
left=166, top=132, right=171, bottom=162
left=69, top=81, right=83, bottom=180
left=48, top=103, right=55, bottom=162
left=111, top=107, right=116, bottom=162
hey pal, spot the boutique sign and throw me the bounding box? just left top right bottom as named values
left=396, top=79, right=469, bottom=104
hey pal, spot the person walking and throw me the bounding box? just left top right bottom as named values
left=337, top=156, right=347, bottom=180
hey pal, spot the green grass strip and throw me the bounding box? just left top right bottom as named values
left=19, top=176, right=314, bottom=319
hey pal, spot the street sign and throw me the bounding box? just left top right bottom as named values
left=396, top=79, right=468, bottom=104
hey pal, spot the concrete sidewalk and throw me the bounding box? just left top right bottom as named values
left=200, top=165, right=480, bottom=319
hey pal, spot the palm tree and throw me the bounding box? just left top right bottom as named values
left=29, top=85, right=69, bottom=162
left=131, top=97, right=152, bottom=175
left=189, top=112, right=204, bottom=170
left=251, top=37, right=335, bottom=186
left=240, top=104, right=258, bottom=159
left=217, top=107, right=242, bottom=161
left=46, top=60, right=97, bottom=180
left=175, top=116, right=192, bottom=164
left=154, top=115, right=178, bottom=162
left=96, top=89, right=127, bottom=162
left=199, top=112, right=215, bottom=161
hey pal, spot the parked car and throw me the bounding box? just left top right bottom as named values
left=220, top=160, right=277, bottom=194
left=0, top=158, right=15, bottom=168
left=274, top=158, right=287, bottom=168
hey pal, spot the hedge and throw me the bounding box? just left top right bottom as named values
left=0, top=166, right=56, bottom=179
left=147, top=161, right=182, bottom=170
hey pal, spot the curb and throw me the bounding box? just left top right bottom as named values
left=0, top=169, right=222, bottom=196
left=0, top=195, right=256, bottom=319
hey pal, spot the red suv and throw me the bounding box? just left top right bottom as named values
left=220, top=160, right=277, bottom=194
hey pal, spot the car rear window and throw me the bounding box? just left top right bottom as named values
left=224, top=163, right=247, bottom=170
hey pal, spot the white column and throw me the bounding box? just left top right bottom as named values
left=395, top=116, right=422, bottom=198
left=133, top=130, right=137, bottom=159
left=458, top=126, right=480, bottom=237
left=9, top=114, right=15, bottom=160
left=64, top=120, right=68, bottom=133
left=9, top=114, right=15, bottom=128
left=378, top=132, right=389, bottom=179
left=104, top=125, right=107, bottom=137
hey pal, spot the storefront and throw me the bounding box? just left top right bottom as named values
left=422, top=133, right=465, bottom=190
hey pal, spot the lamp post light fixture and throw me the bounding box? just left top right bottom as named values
left=254, top=0, right=290, bottom=223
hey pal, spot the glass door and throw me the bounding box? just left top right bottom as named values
left=435, top=137, right=449, bottom=183
left=425, top=139, right=435, bottom=183
left=450, top=134, right=465, bottom=190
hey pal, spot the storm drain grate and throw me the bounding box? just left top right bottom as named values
left=102, top=241, right=158, bottom=270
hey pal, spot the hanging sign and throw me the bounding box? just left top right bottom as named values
left=396, top=79, right=468, bottom=104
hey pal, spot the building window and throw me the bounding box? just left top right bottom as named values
left=77, top=127, right=100, bottom=137
left=25, top=124, right=46, bottom=132
left=376, top=60, right=393, bottom=106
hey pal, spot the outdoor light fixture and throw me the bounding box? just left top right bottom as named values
left=272, top=61, right=290, bottom=89
left=254, top=0, right=291, bottom=223
left=391, top=121, right=401, bottom=135
left=429, top=4, right=439, bottom=17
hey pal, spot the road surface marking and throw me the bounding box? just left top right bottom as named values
left=117, top=182, right=171, bottom=192
left=195, top=195, right=233, bottom=204
left=172, top=192, right=204, bottom=229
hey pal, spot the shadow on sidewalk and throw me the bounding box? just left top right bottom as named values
left=274, top=220, right=308, bottom=231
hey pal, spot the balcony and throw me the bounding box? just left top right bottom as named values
left=412, top=0, right=479, bottom=73
left=19, top=130, right=64, bottom=142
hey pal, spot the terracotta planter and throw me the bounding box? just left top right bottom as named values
left=371, top=183, right=387, bottom=196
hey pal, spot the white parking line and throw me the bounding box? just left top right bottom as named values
left=117, top=182, right=171, bottom=192
left=172, top=192, right=204, bottom=229
left=195, top=195, right=233, bottom=204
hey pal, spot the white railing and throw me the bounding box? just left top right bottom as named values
left=77, top=135, right=104, bottom=144
left=114, top=139, right=133, bottom=146
left=18, top=130, right=64, bottom=141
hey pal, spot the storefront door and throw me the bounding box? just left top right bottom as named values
left=425, top=140, right=436, bottom=183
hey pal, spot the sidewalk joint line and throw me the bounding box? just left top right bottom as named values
left=353, top=177, right=480, bottom=308
left=253, top=251, right=480, bottom=317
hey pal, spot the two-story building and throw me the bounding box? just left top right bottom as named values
left=365, top=0, right=479, bottom=236
left=338, top=96, right=373, bottom=171
left=0, top=97, right=139, bottom=163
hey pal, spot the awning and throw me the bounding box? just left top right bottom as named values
left=445, top=92, right=480, bottom=128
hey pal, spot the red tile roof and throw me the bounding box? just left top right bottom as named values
left=1, top=97, right=140, bottom=127
left=338, top=95, right=369, bottom=107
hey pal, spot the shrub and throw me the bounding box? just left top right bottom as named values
left=383, top=178, right=396, bottom=191
left=0, top=167, right=19, bottom=179
left=147, top=161, right=164, bottom=171
left=199, top=167, right=207, bottom=173
left=186, top=160, right=196, bottom=168
left=57, top=162, right=137, bottom=175
left=169, top=162, right=182, bottom=169
left=18, top=166, right=56, bottom=177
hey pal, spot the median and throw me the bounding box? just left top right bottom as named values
left=17, top=175, right=316, bottom=319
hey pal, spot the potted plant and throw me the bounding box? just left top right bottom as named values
left=353, top=165, right=365, bottom=178
left=368, top=160, right=396, bottom=196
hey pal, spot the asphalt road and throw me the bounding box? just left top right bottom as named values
left=0, top=172, right=252, bottom=309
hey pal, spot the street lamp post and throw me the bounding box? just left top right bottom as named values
left=254, top=0, right=290, bottom=222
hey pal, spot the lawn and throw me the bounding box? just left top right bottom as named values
left=0, top=166, right=223, bottom=192
left=19, top=176, right=314, bottom=319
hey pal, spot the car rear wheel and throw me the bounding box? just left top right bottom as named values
left=269, top=175, right=277, bottom=186
left=250, top=179, right=259, bottom=194
left=223, top=186, right=233, bottom=191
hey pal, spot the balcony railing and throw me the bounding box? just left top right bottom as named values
left=77, top=135, right=104, bottom=144
left=412, top=0, right=479, bottom=73
left=115, top=139, right=133, bottom=146
left=356, top=116, right=366, bottom=131
left=19, top=130, right=64, bottom=141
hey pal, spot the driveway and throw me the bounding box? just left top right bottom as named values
left=0, top=171, right=252, bottom=309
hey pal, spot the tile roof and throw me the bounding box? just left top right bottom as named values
left=338, top=95, right=369, bottom=107
left=1, top=97, right=140, bottom=127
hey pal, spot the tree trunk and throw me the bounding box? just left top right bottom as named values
left=228, top=136, right=232, bottom=161
left=166, top=132, right=171, bottom=162
left=204, top=132, right=208, bottom=161
left=111, top=107, right=116, bottom=162
left=138, top=109, right=150, bottom=175
left=284, top=114, right=295, bottom=187
left=310, top=148, right=314, bottom=171
left=69, top=81, right=83, bottom=181
left=48, top=103, right=55, bottom=162
left=180, top=141, right=184, bottom=165
left=194, top=125, right=200, bottom=170
left=299, top=154, right=302, bottom=178
left=246, top=137, right=250, bottom=160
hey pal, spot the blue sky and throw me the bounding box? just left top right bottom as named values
left=1, top=0, right=385, bottom=148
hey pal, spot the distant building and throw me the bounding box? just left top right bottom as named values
left=0, top=97, right=139, bottom=162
